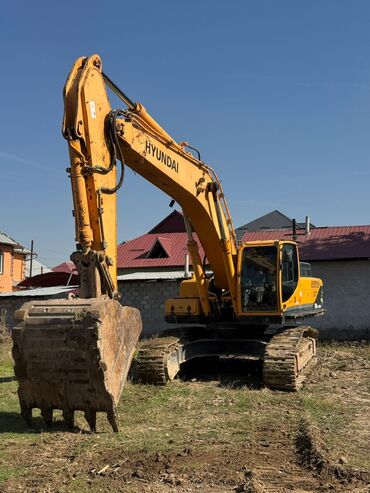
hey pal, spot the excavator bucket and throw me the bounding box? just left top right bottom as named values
left=11, top=297, right=142, bottom=432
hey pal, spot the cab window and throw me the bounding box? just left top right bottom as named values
left=281, top=244, right=298, bottom=302
left=241, top=246, right=277, bottom=312
left=300, top=262, right=312, bottom=277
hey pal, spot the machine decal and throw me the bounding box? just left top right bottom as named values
left=145, top=140, right=179, bottom=173
left=89, top=101, right=96, bottom=119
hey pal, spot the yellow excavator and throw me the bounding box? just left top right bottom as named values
left=11, top=55, right=324, bottom=432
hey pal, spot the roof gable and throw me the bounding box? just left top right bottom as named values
left=117, top=232, right=204, bottom=269
left=52, top=261, right=77, bottom=274
left=148, top=210, right=186, bottom=234
left=0, top=231, right=20, bottom=247
left=235, top=210, right=315, bottom=242
left=146, top=237, right=171, bottom=258
left=237, top=210, right=293, bottom=231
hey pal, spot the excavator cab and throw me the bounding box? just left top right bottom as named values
left=238, top=241, right=324, bottom=322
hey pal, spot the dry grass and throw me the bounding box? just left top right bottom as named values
left=0, top=309, right=11, bottom=345
left=0, top=341, right=368, bottom=492
left=301, top=343, right=370, bottom=470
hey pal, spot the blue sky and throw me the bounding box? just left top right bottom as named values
left=1, top=1, right=370, bottom=266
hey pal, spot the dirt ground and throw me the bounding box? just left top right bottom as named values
left=0, top=342, right=369, bottom=493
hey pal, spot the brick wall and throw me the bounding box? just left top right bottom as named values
left=309, top=259, right=370, bottom=340
left=0, top=283, right=180, bottom=337
left=0, top=293, right=70, bottom=329
left=3, top=260, right=370, bottom=341
left=119, top=262, right=370, bottom=340
left=119, top=279, right=181, bottom=337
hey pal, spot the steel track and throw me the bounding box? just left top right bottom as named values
left=133, top=326, right=318, bottom=391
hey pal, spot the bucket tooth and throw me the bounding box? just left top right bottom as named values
left=107, top=411, right=119, bottom=433
left=63, top=409, right=75, bottom=430
left=11, top=298, right=142, bottom=433
left=41, top=408, right=53, bottom=427
left=84, top=408, right=97, bottom=432
left=20, top=404, right=32, bottom=427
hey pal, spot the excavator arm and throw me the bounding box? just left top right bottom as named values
left=11, top=59, right=147, bottom=433
left=63, top=56, right=119, bottom=299
left=63, top=54, right=239, bottom=315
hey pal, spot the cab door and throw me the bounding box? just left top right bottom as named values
left=280, top=243, right=299, bottom=307
left=238, top=244, right=279, bottom=314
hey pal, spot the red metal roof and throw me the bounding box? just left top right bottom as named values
left=242, top=226, right=370, bottom=261
left=52, top=261, right=77, bottom=274
left=117, top=232, right=204, bottom=268
left=18, top=272, right=79, bottom=288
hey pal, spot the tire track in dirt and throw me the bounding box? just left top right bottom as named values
left=240, top=422, right=321, bottom=493
left=238, top=410, right=369, bottom=493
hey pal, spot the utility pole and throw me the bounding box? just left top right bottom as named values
left=29, top=240, right=34, bottom=278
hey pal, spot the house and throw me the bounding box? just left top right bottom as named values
left=0, top=231, right=27, bottom=292
left=24, top=258, right=51, bottom=277
left=6, top=209, right=367, bottom=340
left=17, top=260, right=78, bottom=289
left=52, top=261, right=78, bottom=274
left=235, top=210, right=315, bottom=241
left=117, top=211, right=202, bottom=278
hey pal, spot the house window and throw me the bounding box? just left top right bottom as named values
left=0, top=252, right=3, bottom=275
left=146, top=239, right=169, bottom=259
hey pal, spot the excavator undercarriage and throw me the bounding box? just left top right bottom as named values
left=133, top=325, right=318, bottom=391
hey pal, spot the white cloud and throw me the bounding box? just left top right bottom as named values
left=0, top=152, right=50, bottom=171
